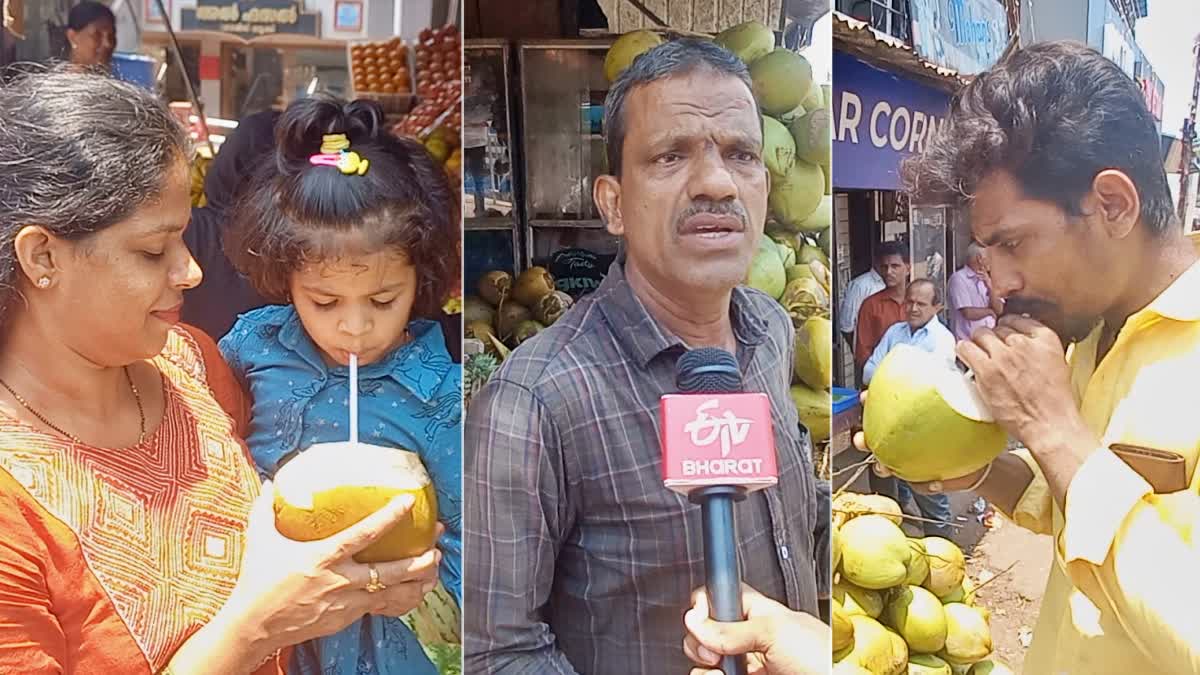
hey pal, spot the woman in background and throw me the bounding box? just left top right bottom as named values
left=65, top=1, right=114, bottom=70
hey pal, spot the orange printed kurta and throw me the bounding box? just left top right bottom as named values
left=0, top=326, right=286, bottom=674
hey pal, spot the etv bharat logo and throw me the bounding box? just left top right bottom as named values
left=684, top=399, right=753, bottom=457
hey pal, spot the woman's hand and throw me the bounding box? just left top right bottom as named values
left=225, top=483, right=443, bottom=655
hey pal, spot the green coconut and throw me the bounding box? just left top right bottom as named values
left=796, top=195, right=833, bottom=235
left=840, top=515, right=911, bottom=590
left=833, top=597, right=855, bottom=651
left=463, top=295, right=496, bottom=326
left=791, top=383, right=830, bottom=443
left=774, top=235, right=797, bottom=268
left=745, top=236, right=787, bottom=300
left=824, top=163, right=832, bottom=195
left=968, top=659, right=1016, bottom=675
left=780, top=276, right=829, bottom=323
left=832, top=522, right=842, bottom=571
left=715, top=20, right=775, bottom=65
left=786, top=264, right=816, bottom=283
left=923, top=537, right=967, bottom=598
left=798, top=242, right=830, bottom=269
left=939, top=575, right=977, bottom=606
left=791, top=107, right=832, bottom=168
left=905, top=538, right=930, bottom=586
left=863, top=344, right=1008, bottom=482
left=793, top=316, right=832, bottom=390
left=909, top=654, right=954, bottom=675
left=800, top=81, right=823, bottom=111
left=604, top=30, right=663, bottom=83
left=832, top=492, right=903, bottom=528
left=834, top=579, right=884, bottom=619
left=883, top=585, right=948, bottom=654
left=763, top=115, right=797, bottom=179
left=840, top=615, right=908, bottom=675
left=769, top=161, right=825, bottom=231
left=818, top=226, right=832, bottom=256
left=750, top=49, right=814, bottom=116
left=939, top=603, right=993, bottom=666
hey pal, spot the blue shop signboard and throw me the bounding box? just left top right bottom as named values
left=832, top=51, right=952, bottom=191
left=909, top=0, right=1009, bottom=75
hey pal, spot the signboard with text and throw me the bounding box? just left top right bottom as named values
left=181, top=0, right=319, bottom=38
left=832, top=51, right=952, bottom=191
left=909, top=0, right=1009, bottom=75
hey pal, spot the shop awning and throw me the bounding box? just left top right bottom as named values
left=832, top=11, right=966, bottom=94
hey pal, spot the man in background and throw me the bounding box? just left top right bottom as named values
left=853, top=241, right=910, bottom=379
left=837, top=251, right=884, bottom=351
left=947, top=240, right=1003, bottom=341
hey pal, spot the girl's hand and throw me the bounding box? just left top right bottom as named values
left=225, top=483, right=445, bottom=653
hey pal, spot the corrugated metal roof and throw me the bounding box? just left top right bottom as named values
left=831, top=11, right=967, bottom=93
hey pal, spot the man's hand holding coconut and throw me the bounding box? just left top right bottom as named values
left=853, top=313, right=1098, bottom=515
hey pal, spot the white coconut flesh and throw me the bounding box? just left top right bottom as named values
left=275, top=442, right=430, bottom=510
left=877, top=344, right=995, bottom=422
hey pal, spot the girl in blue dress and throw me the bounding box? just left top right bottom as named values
left=217, top=95, right=461, bottom=675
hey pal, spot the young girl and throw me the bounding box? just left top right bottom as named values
left=218, top=96, right=461, bottom=675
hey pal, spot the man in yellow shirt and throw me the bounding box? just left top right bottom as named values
left=859, top=41, right=1200, bottom=673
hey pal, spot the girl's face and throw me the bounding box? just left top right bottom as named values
left=289, top=249, right=418, bottom=367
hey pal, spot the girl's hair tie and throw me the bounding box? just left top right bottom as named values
left=309, top=133, right=369, bottom=175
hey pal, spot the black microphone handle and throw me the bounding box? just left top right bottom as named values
left=691, top=485, right=748, bottom=675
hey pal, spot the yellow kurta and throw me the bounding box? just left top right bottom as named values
left=1004, top=242, right=1200, bottom=674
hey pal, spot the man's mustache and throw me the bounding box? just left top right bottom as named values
left=1002, top=296, right=1059, bottom=318
left=674, top=200, right=749, bottom=231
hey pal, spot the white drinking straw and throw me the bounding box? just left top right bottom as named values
left=349, top=353, right=359, bottom=444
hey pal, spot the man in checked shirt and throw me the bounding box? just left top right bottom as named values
left=464, top=39, right=830, bottom=674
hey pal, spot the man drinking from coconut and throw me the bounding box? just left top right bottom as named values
left=858, top=40, right=1200, bottom=673
left=464, top=39, right=828, bottom=674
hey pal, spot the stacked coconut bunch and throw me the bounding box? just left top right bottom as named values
left=606, top=22, right=834, bottom=453
left=463, top=267, right=575, bottom=405
left=831, top=492, right=1013, bottom=675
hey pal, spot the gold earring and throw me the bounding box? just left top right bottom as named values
left=36, top=276, right=50, bottom=289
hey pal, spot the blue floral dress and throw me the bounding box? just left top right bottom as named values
left=219, top=305, right=461, bottom=675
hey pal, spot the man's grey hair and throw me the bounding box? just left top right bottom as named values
left=907, top=277, right=942, bottom=305
left=603, top=38, right=759, bottom=178
left=965, top=240, right=987, bottom=262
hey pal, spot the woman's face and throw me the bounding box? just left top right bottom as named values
left=68, top=17, right=116, bottom=67
left=43, top=160, right=201, bottom=364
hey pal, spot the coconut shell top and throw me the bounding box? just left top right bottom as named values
left=273, top=442, right=438, bottom=563
left=513, top=266, right=556, bottom=308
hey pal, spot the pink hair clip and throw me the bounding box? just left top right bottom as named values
left=309, top=133, right=370, bottom=175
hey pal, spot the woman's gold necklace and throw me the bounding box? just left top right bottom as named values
left=0, top=367, right=145, bottom=445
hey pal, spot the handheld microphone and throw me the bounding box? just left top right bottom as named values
left=661, top=348, right=779, bottom=675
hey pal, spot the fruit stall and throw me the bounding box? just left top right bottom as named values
left=832, top=492, right=1015, bottom=675
left=347, top=24, right=464, bottom=190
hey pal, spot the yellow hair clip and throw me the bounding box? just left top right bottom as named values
left=310, top=133, right=370, bottom=175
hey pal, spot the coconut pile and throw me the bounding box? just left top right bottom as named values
left=463, top=267, right=574, bottom=404
left=832, top=492, right=1014, bottom=675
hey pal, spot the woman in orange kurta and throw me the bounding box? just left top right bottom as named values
left=0, top=66, right=442, bottom=674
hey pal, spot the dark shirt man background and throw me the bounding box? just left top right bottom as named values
left=853, top=241, right=910, bottom=375
left=464, top=39, right=827, bottom=674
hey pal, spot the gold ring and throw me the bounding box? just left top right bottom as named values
left=365, top=564, right=387, bottom=593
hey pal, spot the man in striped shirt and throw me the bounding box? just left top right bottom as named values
left=464, top=39, right=827, bottom=675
